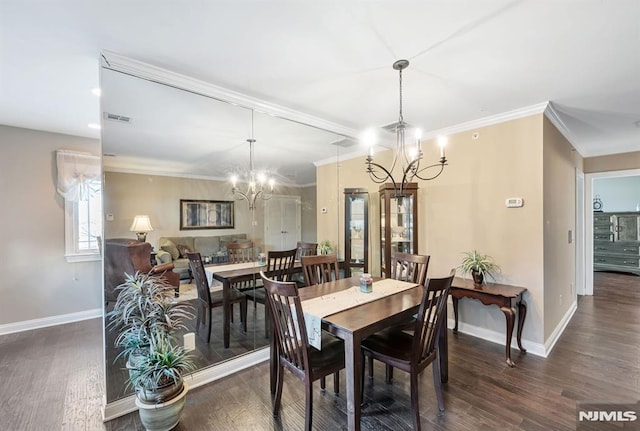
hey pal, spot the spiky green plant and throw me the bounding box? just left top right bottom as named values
left=459, top=250, right=500, bottom=282
left=318, top=240, right=334, bottom=255
left=107, top=271, right=194, bottom=401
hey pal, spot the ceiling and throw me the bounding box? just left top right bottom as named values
left=1, top=1, right=639, bottom=174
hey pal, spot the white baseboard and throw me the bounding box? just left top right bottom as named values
left=0, top=308, right=102, bottom=336
left=446, top=318, right=546, bottom=358
left=103, top=347, right=269, bottom=422
left=544, top=300, right=578, bottom=356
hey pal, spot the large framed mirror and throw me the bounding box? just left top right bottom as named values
left=100, top=53, right=352, bottom=409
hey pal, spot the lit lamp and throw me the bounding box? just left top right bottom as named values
left=129, top=215, right=154, bottom=242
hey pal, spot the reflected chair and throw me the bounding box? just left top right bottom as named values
left=370, top=252, right=430, bottom=380
left=245, top=248, right=297, bottom=338
left=260, top=272, right=345, bottom=431
left=293, top=241, right=317, bottom=287
left=301, top=254, right=340, bottom=286
left=227, top=240, right=254, bottom=263
left=361, top=269, right=455, bottom=431
left=187, top=252, right=248, bottom=343
left=104, top=238, right=180, bottom=304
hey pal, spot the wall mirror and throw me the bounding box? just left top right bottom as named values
left=100, top=55, right=350, bottom=405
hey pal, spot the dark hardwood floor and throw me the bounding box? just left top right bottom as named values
left=1, top=272, right=638, bottom=430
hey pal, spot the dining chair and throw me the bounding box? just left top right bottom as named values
left=369, top=252, right=431, bottom=380
left=301, top=254, right=340, bottom=286
left=292, top=241, right=317, bottom=287
left=361, top=269, right=455, bottom=431
left=227, top=240, right=254, bottom=263
left=244, top=248, right=297, bottom=338
left=260, top=272, right=345, bottom=431
left=187, top=252, right=248, bottom=342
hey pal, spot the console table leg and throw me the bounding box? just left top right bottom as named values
left=517, top=299, right=527, bottom=353
left=452, top=297, right=459, bottom=333
left=500, top=306, right=516, bottom=367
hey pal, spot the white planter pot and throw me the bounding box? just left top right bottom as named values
left=135, top=382, right=188, bottom=431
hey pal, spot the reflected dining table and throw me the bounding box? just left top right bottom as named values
left=287, top=275, right=448, bottom=431
left=205, top=260, right=302, bottom=348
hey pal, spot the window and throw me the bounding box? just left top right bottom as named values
left=57, top=150, right=102, bottom=262
left=64, top=180, right=102, bottom=261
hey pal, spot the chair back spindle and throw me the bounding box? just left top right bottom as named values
left=391, top=252, right=430, bottom=285
left=301, top=254, right=340, bottom=286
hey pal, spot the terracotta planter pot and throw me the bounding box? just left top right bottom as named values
left=135, top=382, right=188, bottom=431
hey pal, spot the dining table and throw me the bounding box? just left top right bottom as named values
left=293, top=275, right=449, bottom=431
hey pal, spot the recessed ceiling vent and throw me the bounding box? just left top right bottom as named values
left=103, top=112, right=131, bottom=123
left=331, top=138, right=357, bottom=148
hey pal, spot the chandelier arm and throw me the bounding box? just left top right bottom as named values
left=366, top=158, right=397, bottom=184
left=412, top=161, right=448, bottom=181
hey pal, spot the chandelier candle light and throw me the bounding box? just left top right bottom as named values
left=364, top=59, right=448, bottom=196
left=230, top=112, right=275, bottom=210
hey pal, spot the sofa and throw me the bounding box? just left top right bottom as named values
left=156, top=234, right=257, bottom=281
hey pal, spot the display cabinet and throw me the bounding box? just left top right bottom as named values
left=379, top=182, right=418, bottom=278
left=344, top=188, right=369, bottom=277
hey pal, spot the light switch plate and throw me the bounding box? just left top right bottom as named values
left=505, top=197, right=524, bottom=208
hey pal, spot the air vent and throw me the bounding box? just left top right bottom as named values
left=103, top=112, right=131, bottom=123
left=331, top=138, right=357, bottom=148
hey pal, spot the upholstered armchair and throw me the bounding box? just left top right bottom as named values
left=104, top=238, right=180, bottom=304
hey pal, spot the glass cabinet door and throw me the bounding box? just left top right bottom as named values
left=379, top=183, right=418, bottom=277
left=344, top=188, right=369, bottom=277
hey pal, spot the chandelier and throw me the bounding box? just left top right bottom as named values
left=230, top=112, right=274, bottom=210
left=365, top=59, right=448, bottom=196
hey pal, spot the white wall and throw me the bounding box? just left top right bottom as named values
left=593, top=176, right=640, bottom=212
left=0, top=125, right=102, bottom=329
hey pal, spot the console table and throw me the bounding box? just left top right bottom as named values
left=450, top=277, right=527, bottom=367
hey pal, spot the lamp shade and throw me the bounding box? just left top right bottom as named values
left=129, top=215, right=154, bottom=233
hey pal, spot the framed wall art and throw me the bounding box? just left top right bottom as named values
left=180, top=199, right=234, bottom=230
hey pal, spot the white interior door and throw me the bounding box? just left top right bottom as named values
left=264, top=195, right=301, bottom=251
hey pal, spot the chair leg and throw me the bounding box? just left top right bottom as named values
left=305, top=378, right=313, bottom=431
left=333, top=371, right=339, bottom=394
left=385, top=364, right=394, bottom=383
left=320, top=377, right=326, bottom=392
left=207, top=307, right=212, bottom=343
left=432, top=357, right=445, bottom=412
left=368, top=355, right=374, bottom=379
left=273, top=365, right=284, bottom=417
left=230, top=303, right=235, bottom=323
left=241, top=298, right=248, bottom=333
left=410, top=370, right=421, bottom=431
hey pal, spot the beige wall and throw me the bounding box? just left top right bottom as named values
left=542, top=117, right=581, bottom=340
left=318, top=114, right=548, bottom=344
left=584, top=151, right=640, bottom=173
left=0, top=125, right=102, bottom=326
left=104, top=172, right=316, bottom=252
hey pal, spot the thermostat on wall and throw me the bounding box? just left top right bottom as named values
left=505, top=198, right=524, bottom=208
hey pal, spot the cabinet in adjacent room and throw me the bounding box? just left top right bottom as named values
left=344, top=188, right=369, bottom=278
left=593, top=212, right=640, bottom=275
left=379, top=182, right=418, bottom=278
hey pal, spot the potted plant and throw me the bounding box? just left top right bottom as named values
left=107, top=272, right=195, bottom=431
left=459, top=250, right=500, bottom=287
left=318, top=239, right=334, bottom=255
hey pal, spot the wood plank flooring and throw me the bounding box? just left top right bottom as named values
left=1, top=272, right=638, bottom=430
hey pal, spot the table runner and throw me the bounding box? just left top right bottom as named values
left=301, top=279, right=419, bottom=349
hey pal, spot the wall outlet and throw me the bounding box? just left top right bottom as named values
left=183, top=332, right=196, bottom=352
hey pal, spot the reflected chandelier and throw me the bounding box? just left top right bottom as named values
left=230, top=113, right=275, bottom=210
left=365, top=59, right=448, bottom=196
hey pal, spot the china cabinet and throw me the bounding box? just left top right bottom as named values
left=344, top=188, right=369, bottom=277
left=379, top=183, right=418, bottom=278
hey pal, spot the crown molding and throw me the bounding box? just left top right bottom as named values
left=543, top=102, right=585, bottom=157
left=100, top=51, right=358, bottom=139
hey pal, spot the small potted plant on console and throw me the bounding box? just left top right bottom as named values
left=459, top=250, right=500, bottom=288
